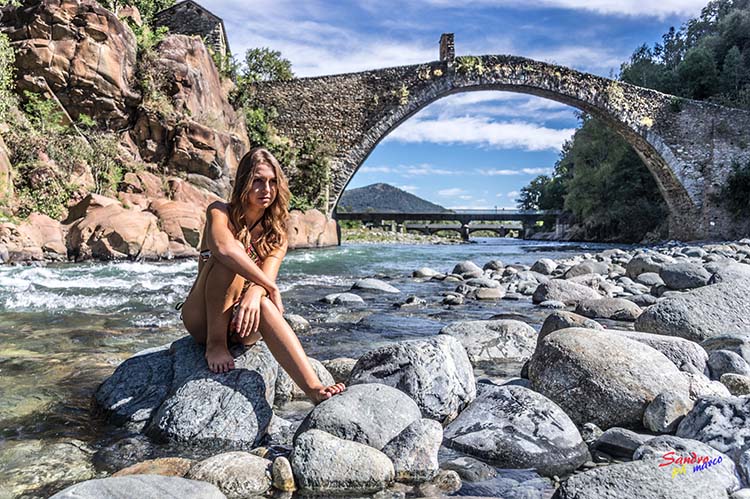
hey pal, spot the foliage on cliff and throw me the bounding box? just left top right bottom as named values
left=519, top=0, right=750, bottom=241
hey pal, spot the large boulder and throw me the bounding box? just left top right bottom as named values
left=444, top=385, right=590, bottom=477
left=49, top=475, right=225, bottom=499
left=147, top=199, right=204, bottom=257
left=528, top=328, right=692, bottom=429
left=532, top=279, right=601, bottom=305
left=439, top=319, right=537, bottom=365
left=17, top=213, right=66, bottom=258
left=0, top=0, right=140, bottom=128
left=294, top=384, right=421, bottom=451
left=291, top=430, right=394, bottom=495
left=660, top=262, right=711, bottom=290
left=606, top=328, right=709, bottom=375
left=538, top=311, right=602, bottom=341
left=287, top=209, right=338, bottom=249
left=348, top=336, right=475, bottom=422
left=635, top=282, right=750, bottom=342
left=676, top=396, right=750, bottom=464
left=275, top=357, right=335, bottom=402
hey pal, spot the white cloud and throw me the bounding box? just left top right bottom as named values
left=359, top=166, right=396, bottom=174
left=506, top=190, right=520, bottom=198
left=438, top=188, right=467, bottom=196
left=398, top=185, right=419, bottom=192
left=478, top=167, right=553, bottom=176
left=387, top=116, right=574, bottom=151
left=402, top=165, right=458, bottom=176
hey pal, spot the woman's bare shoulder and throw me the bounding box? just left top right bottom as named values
left=207, top=201, right=230, bottom=216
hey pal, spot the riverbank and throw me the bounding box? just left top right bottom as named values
left=3, top=238, right=750, bottom=498
left=341, top=226, right=462, bottom=244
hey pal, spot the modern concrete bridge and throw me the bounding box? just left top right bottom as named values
left=252, top=35, right=750, bottom=240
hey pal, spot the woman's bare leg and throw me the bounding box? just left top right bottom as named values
left=203, top=259, right=246, bottom=373
left=257, top=297, right=345, bottom=403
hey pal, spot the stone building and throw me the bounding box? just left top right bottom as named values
left=153, top=0, right=230, bottom=61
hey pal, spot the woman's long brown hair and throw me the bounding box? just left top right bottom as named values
left=227, top=147, right=290, bottom=259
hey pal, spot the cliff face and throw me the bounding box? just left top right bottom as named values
left=0, top=0, right=337, bottom=262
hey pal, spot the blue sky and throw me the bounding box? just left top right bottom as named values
left=201, top=0, right=707, bottom=209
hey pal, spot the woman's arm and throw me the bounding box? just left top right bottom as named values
left=205, top=202, right=280, bottom=298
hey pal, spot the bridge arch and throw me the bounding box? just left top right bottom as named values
left=252, top=55, right=750, bottom=240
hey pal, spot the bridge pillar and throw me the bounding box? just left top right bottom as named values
left=460, top=224, right=470, bottom=241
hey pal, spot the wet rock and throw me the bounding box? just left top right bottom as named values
left=539, top=311, right=602, bottom=341
left=483, top=259, right=504, bottom=271
left=113, top=457, right=195, bottom=477
left=275, top=357, right=334, bottom=402
left=413, top=267, right=440, bottom=278
left=441, top=456, right=497, bottom=482
left=452, top=260, right=483, bottom=276
left=643, top=391, right=692, bottom=433
left=397, top=295, right=427, bottom=308
left=50, top=475, right=225, bottom=499
left=532, top=280, right=602, bottom=305
left=660, top=262, right=711, bottom=290
left=440, top=319, right=536, bottom=365
left=283, top=314, right=311, bottom=334
left=322, top=292, right=365, bottom=305
left=186, top=451, right=271, bottom=498
left=442, top=293, right=464, bottom=306
left=415, top=470, right=461, bottom=496
left=91, top=435, right=156, bottom=472
left=635, top=282, right=750, bottom=342
left=676, top=396, right=750, bottom=463
left=294, top=384, right=421, bottom=450
left=474, top=287, right=506, bottom=300
left=352, top=278, right=400, bottom=294
left=381, top=418, right=442, bottom=483
left=721, top=374, right=750, bottom=396
left=291, top=429, right=394, bottom=495
left=528, top=328, right=691, bottom=429
left=708, top=350, right=750, bottom=380
left=349, top=336, right=475, bottom=422
left=272, top=456, right=295, bottom=491
left=465, top=277, right=501, bottom=288
left=531, top=258, right=557, bottom=275
left=539, top=299, right=566, bottom=309
left=444, top=385, right=590, bottom=477
left=593, top=427, right=652, bottom=459
left=321, top=357, right=357, bottom=384
left=574, top=297, right=642, bottom=321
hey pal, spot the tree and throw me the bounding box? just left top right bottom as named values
left=720, top=45, right=747, bottom=97
left=677, top=45, right=720, bottom=99
left=242, top=48, right=293, bottom=83
left=517, top=175, right=551, bottom=210
left=99, top=0, right=175, bottom=23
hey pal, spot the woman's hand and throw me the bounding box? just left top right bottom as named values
left=232, top=287, right=263, bottom=337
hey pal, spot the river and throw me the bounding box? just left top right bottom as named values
left=0, top=238, right=626, bottom=498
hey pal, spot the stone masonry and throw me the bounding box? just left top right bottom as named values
left=153, top=0, right=230, bottom=61
left=251, top=54, right=750, bottom=240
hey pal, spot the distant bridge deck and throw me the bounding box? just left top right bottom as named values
left=334, top=209, right=561, bottom=224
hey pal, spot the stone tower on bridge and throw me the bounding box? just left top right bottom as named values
left=251, top=35, right=750, bottom=241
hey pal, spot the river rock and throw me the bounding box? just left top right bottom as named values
left=294, top=383, right=421, bottom=450
left=349, top=336, right=475, bottom=422
left=574, top=298, right=642, bottom=321
left=442, top=293, right=464, bottom=306
left=565, top=260, right=608, bottom=278
left=605, top=329, right=709, bottom=375
left=352, top=278, right=400, bottom=294
left=50, top=475, right=225, bottom=499
left=636, top=272, right=664, bottom=287
left=538, top=311, right=602, bottom=341
left=721, top=374, right=750, bottom=396
left=291, top=429, right=394, bottom=495
left=272, top=456, right=295, bottom=491
left=592, top=427, right=652, bottom=459
left=643, top=391, right=693, bottom=433
left=381, top=418, right=442, bottom=483
left=453, top=260, right=483, bottom=276
left=186, top=451, right=271, bottom=498
left=528, top=328, right=692, bottom=429
left=444, top=384, right=589, bottom=476
left=413, top=267, right=440, bottom=278
left=144, top=339, right=278, bottom=451
left=532, top=280, right=602, bottom=305
left=275, top=357, right=335, bottom=402
left=539, top=299, right=566, bottom=309
left=531, top=258, right=557, bottom=275
left=708, top=350, right=750, bottom=379
left=626, top=252, right=675, bottom=278
left=283, top=313, right=311, bottom=334
left=465, top=277, right=501, bottom=288
left=113, top=457, right=195, bottom=478
left=708, top=262, right=750, bottom=284
left=440, top=319, right=536, bottom=365
left=660, top=262, right=712, bottom=290
left=635, top=282, right=750, bottom=342
left=321, top=357, right=357, bottom=384
left=676, top=396, right=750, bottom=463
left=323, top=292, right=365, bottom=305
left=483, top=259, right=504, bottom=271
left=702, top=333, right=750, bottom=363
left=474, top=287, right=506, bottom=300
left=552, top=458, right=737, bottom=499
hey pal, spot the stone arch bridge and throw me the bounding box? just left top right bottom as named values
left=251, top=52, right=750, bottom=240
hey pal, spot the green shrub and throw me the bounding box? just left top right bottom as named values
left=0, top=32, right=16, bottom=122
left=720, top=160, right=750, bottom=218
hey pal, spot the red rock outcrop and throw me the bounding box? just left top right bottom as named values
left=148, top=198, right=203, bottom=257
left=0, top=0, right=140, bottom=128
left=287, top=209, right=339, bottom=249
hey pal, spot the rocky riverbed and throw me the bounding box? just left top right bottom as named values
left=8, top=239, right=750, bottom=499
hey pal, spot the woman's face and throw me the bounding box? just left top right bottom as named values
left=248, top=162, right=278, bottom=209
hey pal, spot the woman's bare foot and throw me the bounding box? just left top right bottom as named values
left=307, top=383, right=346, bottom=404
left=206, top=341, right=235, bottom=373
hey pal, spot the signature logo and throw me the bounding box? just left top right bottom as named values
left=658, top=450, right=723, bottom=479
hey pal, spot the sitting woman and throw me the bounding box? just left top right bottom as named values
left=181, top=147, right=345, bottom=403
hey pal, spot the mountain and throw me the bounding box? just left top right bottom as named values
left=337, top=183, right=450, bottom=213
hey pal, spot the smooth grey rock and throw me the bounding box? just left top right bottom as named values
left=92, top=436, right=155, bottom=472
left=528, top=328, right=691, bottom=429
left=323, top=292, right=365, bottom=305
left=626, top=252, right=675, bottom=278
left=397, top=295, right=427, bottom=308
left=593, top=428, right=652, bottom=459
left=50, top=475, right=226, bottom=499
left=677, top=396, right=750, bottom=463
left=552, top=457, right=735, bottom=498
left=483, top=259, right=504, bottom=271
left=321, top=357, right=357, bottom=384
left=732, top=489, right=750, bottom=499
left=684, top=372, right=732, bottom=400
left=702, top=333, right=750, bottom=364
left=441, top=456, right=497, bottom=482
left=291, top=429, right=394, bottom=495
left=635, top=282, right=750, bottom=342
left=294, top=384, right=421, bottom=450
left=453, top=260, right=483, bottom=276
left=626, top=293, right=660, bottom=307
left=709, top=262, right=750, bottom=284
left=565, top=260, right=608, bottom=278
left=531, top=258, right=557, bottom=275
left=442, top=294, right=464, bottom=306
left=574, top=297, right=642, bottom=321
left=474, top=287, right=506, bottom=300
left=186, top=452, right=271, bottom=498
left=643, top=391, right=692, bottom=433
left=275, top=357, right=335, bottom=402
left=636, top=272, right=664, bottom=287
left=443, top=385, right=590, bottom=477
left=708, top=350, right=750, bottom=380
left=660, top=262, right=712, bottom=290
left=272, top=456, right=295, bottom=491
left=440, top=319, right=536, bottom=365
left=532, top=280, right=601, bottom=305
left=413, top=267, right=440, bottom=278
left=606, top=328, right=709, bottom=375
left=414, top=470, right=462, bottom=496
left=146, top=341, right=277, bottom=451
left=352, top=278, right=400, bottom=294
left=382, top=418, right=442, bottom=483
left=283, top=314, right=310, bottom=334
left=349, top=336, right=475, bottom=422
left=266, top=415, right=298, bottom=447
left=465, top=277, right=501, bottom=288
left=580, top=423, right=603, bottom=446
left=721, top=374, right=750, bottom=396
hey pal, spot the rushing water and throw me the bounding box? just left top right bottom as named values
left=0, top=238, right=623, bottom=498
